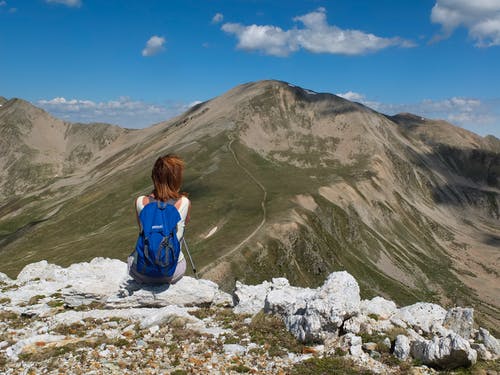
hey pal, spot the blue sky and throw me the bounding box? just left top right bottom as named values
left=1, top=0, right=499, bottom=137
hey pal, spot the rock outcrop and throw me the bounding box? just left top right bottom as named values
left=0, top=257, right=498, bottom=374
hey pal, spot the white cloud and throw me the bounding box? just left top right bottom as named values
left=431, top=0, right=500, bottom=46
left=0, top=1, right=6, bottom=7
left=222, top=7, right=415, bottom=57
left=212, top=13, right=223, bottom=24
left=37, top=96, right=191, bottom=128
left=188, top=100, right=202, bottom=108
left=142, top=35, right=166, bottom=57
left=336, top=91, right=365, bottom=101
left=339, top=91, right=500, bottom=136
left=45, top=0, right=82, bottom=7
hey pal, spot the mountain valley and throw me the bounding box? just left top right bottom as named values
left=0, top=81, right=498, bottom=333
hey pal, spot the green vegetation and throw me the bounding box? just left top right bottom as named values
left=289, top=356, right=373, bottom=375
left=1, top=84, right=499, bottom=335
left=247, top=311, right=305, bottom=356
left=53, top=322, right=87, bottom=337
left=28, top=294, right=46, bottom=305
left=229, top=364, right=252, bottom=373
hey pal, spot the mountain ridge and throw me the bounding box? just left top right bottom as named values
left=0, top=80, right=498, bottom=333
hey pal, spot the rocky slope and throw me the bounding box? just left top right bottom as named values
left=0, top=258, right=498, bottom=374
left=0, top=81, right=498, bottom=335
left=0, top=98, right=131, bottom=199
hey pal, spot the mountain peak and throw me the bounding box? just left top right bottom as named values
left=0, top=96, right=7, bottom=106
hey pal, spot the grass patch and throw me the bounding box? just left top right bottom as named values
left=368, top=313, right=380, bottom=321
left=17, top=336, right=132, bottom=363
left=72, top=301, right=106, bottom=311
left=53, top=322, right=87, bottom=337
left=289, top=356, right=373, bottom=374
left=28, top=294, right=46, bottom=305
left=248, top=311, right=304, bottom=357
left=47, top=299, right=64, bottom=308
left=0, top=310, right=29, bottom=329
left=229, top=364, right=252, bottom=373
left=0, top=297, right=11, bottom=304
left=440, top=359, right=500, bottom=374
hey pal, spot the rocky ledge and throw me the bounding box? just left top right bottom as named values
left=0, top=258, right=498, bottom=374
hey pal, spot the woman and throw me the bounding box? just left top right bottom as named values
left=128, top=154, right=191, bottom=284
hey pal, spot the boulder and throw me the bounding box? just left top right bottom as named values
left=139, top=305, right=201, bottom=329
left=410, top=333, right=477, bottom=369
left=316, top=272, right=361, bottom=314
left=233, top=280, right=273, bottom=315
left=234, top=277, right=310, bottom=315
left=476, top=328, right=500, bottom=359
left=360, top=296, right=397, bottom=319
left=5, top=334, right=66, bottom=361
left=7, top=258, right=232, bottom=310
left=107, top=276, right=233, bottom=308
left=280, top=272, right=360, bottom=342
left=471, top=343, right=494, bottom=361
left=264, top=285, right=316, bottom=316
left=393, top=335, right=410, bottom=360
left=0, top=272, right=13, bottom=284
left=392, top=303, right=447, bottom=333
left=442, top=307, right=474, bottom=339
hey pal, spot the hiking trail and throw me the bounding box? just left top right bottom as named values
left=198, top=135, right=267, bottom=276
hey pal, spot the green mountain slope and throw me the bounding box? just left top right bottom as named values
left=0, top=81, right=498, bottom=333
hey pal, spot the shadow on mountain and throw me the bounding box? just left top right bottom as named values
left=0, top=218, right=49, bottom=248
left=399, top=142, right=500, bottom=225
left=483, top=234, right=500, bottom=247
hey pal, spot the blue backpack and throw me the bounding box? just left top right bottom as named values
left=133, top=199, right=181, bottom=278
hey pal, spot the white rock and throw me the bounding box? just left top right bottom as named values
left=16, top=261, right=65, bottom=283
left=148, top=325, right=160, bottom=334
left=103, top=329, right=122, bottom=339
left=139, top=305, right=200, bottom=329
left=264, top=285, right=316, bottom=316
left=429, top=323, right=453, bottom=338
left=99, top=349, right=111, bottom=358
left=271, top=277, right=290, bottom=288
left=223, top=344, right=246, bottom=356
left=213, top=289, right=234, bottom=307
left=360, top=296, right=397, bottom=319
left=350, top=344, right=364, bottom=357
left=11, top=258, right=230, bottom=310
left=50, top=305, right=194, bottom=329
left=284, top=271, right=360, bottom=342
left=410, top=333, right=477, bottom=369
left=392, top=303, right=447, bottom=333
left=317, top=271, right=361, bottom=314
left=383, top=337, right=391, bottom=349
left=108, top=276, right=232, bottom=308
left=0, top=272, right=13, bottom=284
left=394, top=335, right=410, bottom=360
left=343, top=316, right=362, bottom=334
left=476, top=327, right=500, bottom=358
left=0, top=341, right=9, bottom=349
left=233, top=280, right=273, bottom=315
left=5, top=334, right=66, bottom=361
left=371, top=319, right=395, bottom=333
left=471, top=343, right=494, bottom=361
left=443, top=307, right=474, bottom=339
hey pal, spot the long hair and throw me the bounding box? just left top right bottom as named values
left=151, top=154, right=185, bottom=201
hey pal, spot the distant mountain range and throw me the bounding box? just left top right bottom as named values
left=0, top=81, right=498, bottom=333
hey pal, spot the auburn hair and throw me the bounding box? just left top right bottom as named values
left=151, top=154, right=185, bottom=201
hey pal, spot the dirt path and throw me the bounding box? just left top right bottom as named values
left=198, top=136, right=267, bottom=276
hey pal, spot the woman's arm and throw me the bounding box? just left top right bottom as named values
left=175, top=197, right=191, bottom=240
left=134, top=196, right=150, bottom=230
